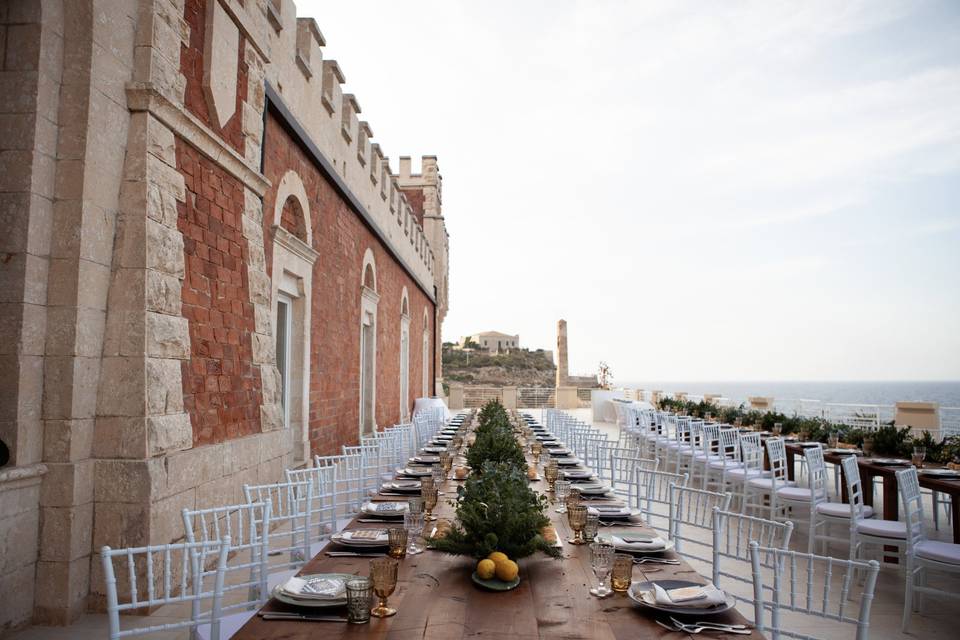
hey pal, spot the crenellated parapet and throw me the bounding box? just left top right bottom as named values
left=262, top=0, right=440, bottom=295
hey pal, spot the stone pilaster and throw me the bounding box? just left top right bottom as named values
left=556, top=319, right=569, bottom=388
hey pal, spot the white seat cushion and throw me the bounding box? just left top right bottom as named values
left=694, top=453, right=723, bottom=462
left=817, top=502, right=874, bottom=519
left=727, top=468, right=768, bottom=479
left=777, top=486, right=816, bottom=501
left=748, top=477, right=793, bottom=490
left=855, top=518, right=907, bottom=539
left=709, top=459, right=743, bottom=470
left=915, top=540, right=960, bottom=565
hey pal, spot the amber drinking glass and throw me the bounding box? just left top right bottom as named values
left=532, top=441, right=543, bottom=464
left=611, top=553, right=633, bottom=593
left=544, top=461, right=559, bottom=492
left=567, top=504, right=588, bottom=545
left=369, top=558, right=398, bottom=618
left=567, top=488, right=581, bottom=510
left=388, top=527, right=408, bottom=559
left=440, top=451, right=453, bottom=476
left=422, top=485, right=438, bottom=521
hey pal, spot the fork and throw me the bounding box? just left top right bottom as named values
left=633, top=557, right=680, bottom=565
left=655, top=619, right=751, bottom=635
left=669, top=617, right=747, bottom=631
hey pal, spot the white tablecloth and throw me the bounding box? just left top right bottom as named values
left=413, top=397, right=451, bottom=420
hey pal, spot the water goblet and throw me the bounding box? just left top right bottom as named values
left=567, top=504, right=589, bottom=545
left=862, top=437, right=875, bottom=458
left=584, top=512, right=600, bottom=542
left=422, top=485, right=438, bottom=521
left=388, top=527, right=408, bottom=559
left=407, top=496, right=423, bottom=515
left=912, top=446, right=926, bottom=469
left=567, top=488, right=582, bottom=510
left=369, top=557, right=399, bottom=617
left=827, top=432, right=840, bottom=449
left=431, top=465, right=445, bottom=488
left=554, top=480, right=571, bottom=513
left=589, top=541, right=615, bottom=597
left=611, top=553, right=633, bottom=593
left=345, top=578, right=372, bottom=624
left=404, top=511, right=424, bottom=555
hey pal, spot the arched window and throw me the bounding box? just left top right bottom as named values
left=359, top=249, right=379, bottom=436
left=399, top=289, right=410, bottom=421
left=422, top=308, right=431, bottom=397
left=270, top=171, right=317, bottom=464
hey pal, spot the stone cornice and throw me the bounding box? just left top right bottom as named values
left=126, top=82, right=271, bottom=196
left=273, top=224, right=319, bottom=265
left=0, top=462, right=48, bottom=485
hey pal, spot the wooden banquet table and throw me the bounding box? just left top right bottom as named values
left=784, top=442, right=960, bottom=544
left=234, top=469, right=756, bottom=639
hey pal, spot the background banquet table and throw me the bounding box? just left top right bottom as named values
left=234, top=474, right=755, bottom=639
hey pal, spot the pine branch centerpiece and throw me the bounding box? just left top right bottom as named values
left=432, top=400, right=561, bottom=566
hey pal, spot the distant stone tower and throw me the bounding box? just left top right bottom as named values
left=556, top=319, right=569, bottom=387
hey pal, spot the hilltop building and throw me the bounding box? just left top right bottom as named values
left=460, top=331, right=520, bottom=353
left=0, top=0, right=449, bottom=630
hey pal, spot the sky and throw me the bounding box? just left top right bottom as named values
left=297, top=0, right=960, bottom=382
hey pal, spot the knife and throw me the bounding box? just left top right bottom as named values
left=260, top=612, right=349, bottom=622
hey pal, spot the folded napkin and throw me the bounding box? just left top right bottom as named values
left=648, top=583, right=727, bottom=609
left=612, top=534, right=667, bottom=550
left=281, top=576, right=346, bottom=600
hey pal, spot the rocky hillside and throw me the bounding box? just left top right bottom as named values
left=442, top=344, right=556, bottom=386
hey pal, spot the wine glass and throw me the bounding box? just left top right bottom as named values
left=369, top=558, right=399, bottom=617
left=422, top=485, right=438, bottom=521
left=532, top=441, right=543, bottom=464
left=567, top=504, right=588, bottom=545
left=827, top=432, right=839, bottom=449
left=554, top=480, right=571, bottom=513
left=567, top=488, right=581, bottom=510
left=431, top=465, right=445, bottom=488
left=589, top=541, right=615, bottom=597
left=912, top=446, right=926, bottom=469
left=584, top=512, right=600, bottom=542
left=404, top=510, right=424, bottom=555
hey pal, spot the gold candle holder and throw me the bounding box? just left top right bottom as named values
left=567, top=504, right=588, bottom=545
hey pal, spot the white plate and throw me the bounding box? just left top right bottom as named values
left=270, top=573, right=355, bottom=608
left=361, top=501, right=408, bottom=516
left=397, top=466, right=433, bottom=477
left=331, top=530, right=389, bottom=547
left=606, top=534, right=675, bottom=554
left=627, top=580, right=734, bottom=615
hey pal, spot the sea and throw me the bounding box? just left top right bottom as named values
left=619, top=381, right=960, bottom=409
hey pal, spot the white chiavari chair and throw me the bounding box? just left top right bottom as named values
left=668, top=484, right=731, bottom=565
left=630, top=467, right=689, bottom=534
left=845, top=455, right=904, bottom=565
left=898, top=466, right=960, bottom=631
left=243, top=479, right=311, bottom=585
left=181, top=503, right=270, bottom=639
left=749, top=542, right=880, bottom=640
left=711, top=508, right=794, bottom=621
left=101, top=538, right=230, bottom=640
left=705, top=427, right=743, bottom=492
left=744, top=437, right=794, bottom=520
left=286, top=462, right=338, bottom=549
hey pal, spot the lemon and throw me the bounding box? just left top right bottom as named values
left=476, top=559, right=496, bottom=580
left=487, top=551, right=508, bottom=565
left=495, top=559, right=519, bottom=582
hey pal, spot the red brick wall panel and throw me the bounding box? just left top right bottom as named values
left=262, top=114, right=435, bottom=457
left=181, top=0, right=248, bottom=154
left=400, top=188, right=425, bottom=226
left=176, top=139, right=263, bottom=446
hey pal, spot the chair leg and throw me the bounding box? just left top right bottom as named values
left=902, top=561, right=914, bottom=633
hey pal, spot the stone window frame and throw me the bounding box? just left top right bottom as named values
left=359, top=249, right=379, bottom=437
left=270, top=170, right=318, bottom=464
left=399, top=288, right=411, bottom=422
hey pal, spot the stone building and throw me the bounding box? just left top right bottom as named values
left=0, top=0, right=449, bottom=632
left=460, top=331, right=520, bottom=354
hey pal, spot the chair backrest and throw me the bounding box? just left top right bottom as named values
left=749, top=542, right=880, bottom=640
left=182, top=502, right=270, bottom=622
left=840, top=456, right=869, bottom=522
left=765, top=437, right=789, bottom=484
left=712, top=508, right=793, bottom=617
left=668, top=484, right=732, bottom=562
left=803, top=446, right=829, bottom=505
left=716, top=428, right=739, bottom=461
left=698, top=423, right=719, bottom=456
left=243, top=480, right=311, bottom=570
left=631, top=467, right=688, bottom=533
left=610, top=451, right=658, bottom=496
left=896, top=467, right=925, bottom=553
left=101, top=538, right=230, bottom=640
left=286, top=463, right=338, bottom=539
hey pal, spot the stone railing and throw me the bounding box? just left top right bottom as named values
left=447, top=386, right=588, bottom=410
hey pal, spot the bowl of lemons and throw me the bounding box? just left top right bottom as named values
left=471, top=552, right=520, bottom=591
